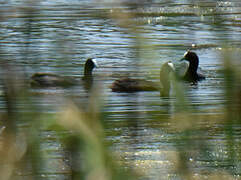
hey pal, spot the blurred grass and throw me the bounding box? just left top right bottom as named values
left=0, top=1, right=241, bottom=180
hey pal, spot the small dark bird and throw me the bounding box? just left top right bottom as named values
left=111, top=62, right=175, bottom=96
left=180, top=51, right=205, bottom=82
left=30, top=58, right=98, bottom=88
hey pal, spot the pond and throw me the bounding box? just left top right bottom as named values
left=0, top=0, right=241, bottom=179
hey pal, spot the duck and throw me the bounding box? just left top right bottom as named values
left=111, top=61, right=175, bottom=96
left=30, top=58, right=98, bottom=88
left=180, top=51, right=205, bottom=82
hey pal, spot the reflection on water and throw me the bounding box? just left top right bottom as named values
left=0, top=0, right=241, bottom=179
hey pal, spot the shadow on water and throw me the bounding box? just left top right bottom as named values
left=0, top=0, right=241, bottom=179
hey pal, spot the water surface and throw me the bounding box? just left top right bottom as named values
left=0, top=0, right=241, bottom=179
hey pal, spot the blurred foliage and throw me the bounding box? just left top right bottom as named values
left=0, top=1, right=241, bottom=180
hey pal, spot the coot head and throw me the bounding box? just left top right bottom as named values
left=84, top=58, right=98, bottom=77
left=180, top=51, right=205, bottom=82
left=85, top=58, right=98, bottom=69
left=180, top=50, right=199, bottom=73
left=180, top=50, right=199, bottom=63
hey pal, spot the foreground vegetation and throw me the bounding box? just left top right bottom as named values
left=0, top=1, right=241, bottom=180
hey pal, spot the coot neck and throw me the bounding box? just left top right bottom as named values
left=187, top=57, right=199, bottom=75
left=84, top=66, right=93, bottom=77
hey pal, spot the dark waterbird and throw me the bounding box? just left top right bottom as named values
left=180, top=51, right=205, bottom=82
left=30, top=58, right=98, bottom=89
left=111, top=61, right=175, bottom=96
